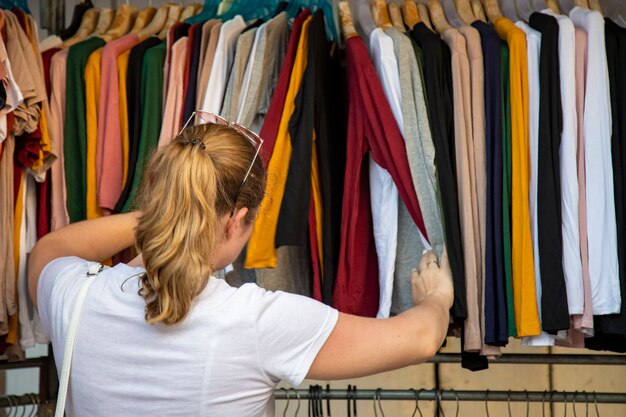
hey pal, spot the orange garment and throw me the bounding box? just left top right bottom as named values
left=85, top=48, right=104, bottom=220
left=117, top=49, right=131, bottom=186
left=495, top=17, right=541, bottom=337
left=245, top=16, right=313, bottom=268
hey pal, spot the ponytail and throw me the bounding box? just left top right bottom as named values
left=134, top=123, right=265, bottom=325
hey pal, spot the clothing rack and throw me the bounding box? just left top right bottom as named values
left=273, top=389, right=626, bottom=403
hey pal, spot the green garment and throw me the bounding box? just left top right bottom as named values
left=122, top=42, right=166, bottom=212
left=64, top=36, right=106, bottom=223
left=501, top=44, right=516, bottom=337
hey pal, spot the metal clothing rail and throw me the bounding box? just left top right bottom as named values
left=431, top=353, right=626, bottom=365
left=274, top=389, right=626, bottom=403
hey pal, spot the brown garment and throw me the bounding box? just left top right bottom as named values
left=196, top=21, right=222, bottom=109
left=0, top=135, right=15, bottom=333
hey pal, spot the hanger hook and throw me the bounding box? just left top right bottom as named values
left=289, top=388, right=301, bottom=417
left=507, top=390, right=512, bottom=417
left=376, top=388, right=385, bottom=417
left=593, top=392, right=600, bottom=417
left=573, top=391, right=578, bottom=417
left=525, top=390, right=530, bottom=417
left=584, top=392, right=589, bottom=417
left=485, top=390, right=490, bottom=417
left=410, top=389, right=423, bottom=417
left=353, top=385, right=358, bottom=417
left=278, top=387, right=290, bottom=417
left=564, top=392, right=568, bottom=417
left=453, top=390, right=459, bottom=417
left=437, top=390, right=446, bottom=417
left=373, top=388, right=379, bottom=417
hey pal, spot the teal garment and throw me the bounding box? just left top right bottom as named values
left=122, top=42, right=167, bottom=212
left=501, top=43, right=516, bottom=337
left=64, top=36, right=106, bottom=223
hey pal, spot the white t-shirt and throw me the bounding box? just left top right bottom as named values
left=38, top=257, right=338, bottom=417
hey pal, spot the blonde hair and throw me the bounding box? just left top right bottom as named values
left=134, top=123, right=266, bottom=325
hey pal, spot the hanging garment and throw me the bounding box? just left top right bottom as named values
left=542, top=9, right=585, bottom=319
left=196, top=20, right=222, bottom=110
left=159, top=36, right=188, bottom=146
left=245, top=15, right=313, bottom=269
left=181, top=23, right=206, bottom=123
left=472, top=20, right=508, bottom=347
left=569, top=7, right=621, bottom=315
left=220, top=26, right=257, bottom=121
left=201, top=15, right=246, bottom=114
left=64, top=36, right=106, bottom=223
left=114, top=36, right=162, bottom=213
left=411, top=23, right=467, bottom=321
left=366, top=27, right=400, bottom=319
left=495, top=17, right=541, bottom=337
left=333, top=35, right=428, bottom=316
left=96, top=34, right=141, bottom=213
left=237, top=12, right=289, bottom=133
left=84, top=47, right=104, bottom=220
left=120, top=42, right=167, bottom=213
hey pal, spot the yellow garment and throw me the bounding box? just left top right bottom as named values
left=9, top=172, right=24, bottom=346
left=245, top=16, right=313, bottom=269
left=311, top=130, right=324, bottom=279
left=85, top=48, right=104, bottom=220
left=495, top=17, right=540, bottom=337
left=117, top=49, right=131, bottom=186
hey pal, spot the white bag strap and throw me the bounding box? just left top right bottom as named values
left=55, top=263, right=103, bottom=417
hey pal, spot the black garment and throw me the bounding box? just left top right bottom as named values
left=58, top=0, right=93, bottom=40
left=275, top=11, right=345, bottom=304
left=472, top=21, right=508, bottom=346
left=173, top=23, right=191, bottom=42
left=592, top=18, right=626, bottom=338
left=460, top=327, right=489, bottom=371
left=411, top=23, right=467, bottom=320
left=114, top=36, right=161, bottom=213
left=529, top=12, right=569, bottom=332
left=181, top=23, right=205, bottom=123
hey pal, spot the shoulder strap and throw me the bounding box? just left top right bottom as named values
left=55, top=263, right=103, bottom=417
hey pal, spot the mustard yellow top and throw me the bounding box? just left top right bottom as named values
left=85, top=48, right=104, bottom=220
left=245, top=16, right=313, bottom=269
left=495, top=17, right=540, bottom=337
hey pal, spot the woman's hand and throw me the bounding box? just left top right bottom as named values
left=411, top=247, right=454, bottom=310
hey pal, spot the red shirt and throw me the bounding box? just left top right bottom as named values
left=333, top=36, right=428, bottom=316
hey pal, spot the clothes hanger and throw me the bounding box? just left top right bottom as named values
left=485, top=390, right=491, bottom=417
left=434, top=390, right=445, bottom=417
left=410, top=389, right=423, bottom=417
left=101, top=3, right=138, bottom=42
left=453, top=0, right=477, bottom=24
left=442, top=0, right=466, bottom=26
left=157, top=3, right=183, bottom=39
left=372, top=0, right=394, bottom=28
left=507, top=391, right=513, bottom=417
left=587, top=0, right=602, bottom=13
left=289, top=388, right=301, bottom=417
left=338, top=1, right=359, bottom=39
left=480, top=0, right=502, bottom=23
left=471, top=0, right=487, bottom=21
left=62, top=7, right=99, bottom=45
left=372, top=388, right=385, bottom=417
left=130, top=6, right=157, bottom=33
left=427, top=0, right=453, bottom=34
left=352, top=385, right=358, bottom=417
left=417, top=1, right=435, bottom=30
left=546, top=0, right=562, bottom=13
left=92, top=7, right=115, bottom=36
left=389, top=2, right=407, bottom=31
left=401, top=0, right=421, bottom=30
left=136, top=4, right=169, bottom=41
left=180, top=2, right=199, bottom=20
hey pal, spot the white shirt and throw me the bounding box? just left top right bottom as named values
left=368, top=28, right=400, bottom=319
left=38, top=257, right=338, bottom=417
left=569, top=7, right=621, bottom=315
left=516, top=22, right=555, bottom=347
left=541, top=9, right=584, bottom=316
left=201, top=15, right=246, bottom=115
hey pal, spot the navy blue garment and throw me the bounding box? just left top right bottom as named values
left=529, top=12, right=569, bottom=332
left=411, top=22, right=467, bottom=321
left=182, top=22, right=205, bottom=123
left=472, top=21, right=508, bottom=346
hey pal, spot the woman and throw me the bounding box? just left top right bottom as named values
left=28, top=116, right=453, bottom=416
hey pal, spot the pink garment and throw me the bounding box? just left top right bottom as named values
left=49, top=49, right=70, bottom=230
left=158, top=37, right=188, bottom=147
left=572, top=27, right=593, bottom=335
left=95, top=34, right=140, bottom=213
